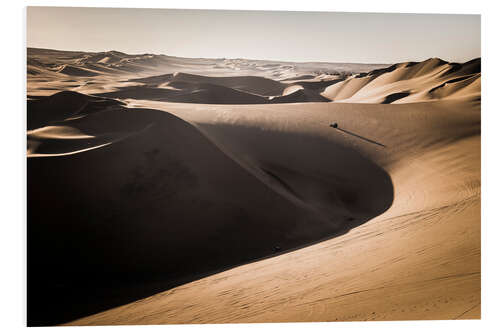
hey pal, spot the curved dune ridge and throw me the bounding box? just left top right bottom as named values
left=27, top=91, right=394, bottom=325
left=93, top=72, right=335, bottom=104
left=56, top=64, right=101, bottom=77
left=66, top=95, right=480, bottom=326
left=27, top=91, right=125, bottom=130
left=95, top=83, right=271, bottom=104
left=131, top=72, right=288, bottom=96
left=27, top=92, right=144, bottom=156
left=96, top=71, right=334, bottom=104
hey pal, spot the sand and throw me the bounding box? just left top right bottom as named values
left=26, top=48, right=480, bottom=326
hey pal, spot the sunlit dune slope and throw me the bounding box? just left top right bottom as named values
left=322, top=58, right=481, bottom=103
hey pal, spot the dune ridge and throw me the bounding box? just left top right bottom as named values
left=322, top=58, right=481, bottom=103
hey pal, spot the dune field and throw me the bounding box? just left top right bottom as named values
left=26, top=48, right=480, bottom=326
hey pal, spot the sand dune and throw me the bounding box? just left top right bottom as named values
left=269, top=88, right=330, bottom=103
left=27, top=91, right=125, bottom=130
left=321, top=57, right=481, bottom=103
left=131, top=72, right=287, bottom=96
left=56, top=64, right=101, bottom=77
left=26, top=49, right=480, bottom=326
left=95, top=84, right=270, bottom=104
left=68, top=97, right=480, bottom=326
left=27, top=91, right=393, bottom=325
left=95, top=73, right=332, bottom=104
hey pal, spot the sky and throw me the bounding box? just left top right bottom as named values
left=27, top=7, right=481, bottom=64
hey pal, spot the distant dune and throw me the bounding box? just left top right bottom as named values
left=96, top=81, right=278, bottom=104
left=27, top=47, right=387, bottom=97
left=321, top=58, right=481, bottom=103
left=56, top=64, right=101, bottom=77
left=131, top=72, right=287, bottom=96
left=26, top=48, right=480, bottom=326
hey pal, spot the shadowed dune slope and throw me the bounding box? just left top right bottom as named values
left=130, top=72, right=287, bottom=96
left=56, top=64, right=101, bottom=77
left=269, top=88, right=331, bottom=103
left=94, top=84, right=271, bottom=104
left=102, top=71, right=334, bottom=103
left=95, top=77, right=331, bottom=104
left=27, top=91, right=125, bottom=130
left=27, top=91, right=393, bottom=326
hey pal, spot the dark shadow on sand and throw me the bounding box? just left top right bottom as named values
left=381, top=91, right=411, bottom=104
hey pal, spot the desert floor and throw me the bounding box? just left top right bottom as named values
left=27, top=48, right=480, bottom=325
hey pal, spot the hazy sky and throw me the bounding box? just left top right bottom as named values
left=27, top=7, right=480, bottom=64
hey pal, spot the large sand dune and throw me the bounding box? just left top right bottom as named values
left=26, top=49, right=480, bottom=326
left=27, top=91, right=393, bottom=325
left=68, top=98, right=479, bottom=325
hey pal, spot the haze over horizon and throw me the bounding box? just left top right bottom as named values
left=27, top=7, right=480, bottom=64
